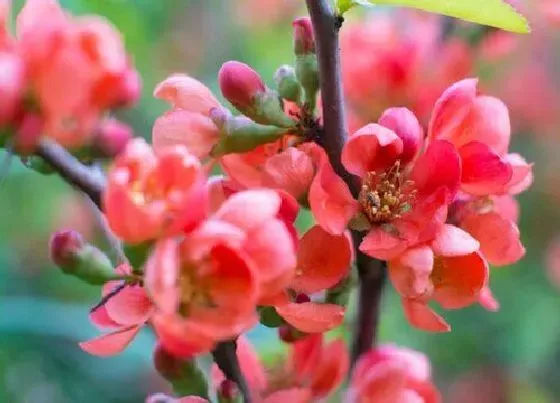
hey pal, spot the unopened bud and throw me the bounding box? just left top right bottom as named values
left=293, top=17, right=315, bottom=55
left=219, top=61, right=266, bottom=112
left=274, top=65, right=302, bottom=103
left=293, top=18, right=319, bottom=112
left=153, top=343, right=209, bottom=398
left=49, top=230, right=120, bottom=285
left=50, top=230, right=85, bottom=268
left=218, top=379, right=240, bottom=403
left=218, top=61, right=295, bottom=128
left=93, top=118, right=133, bottom=158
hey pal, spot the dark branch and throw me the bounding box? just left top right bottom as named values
left=212, top=340, right=252, bottom=403
left=305, top=0, right=387, bottom=367
left=36, top=138, right=105, bottom=208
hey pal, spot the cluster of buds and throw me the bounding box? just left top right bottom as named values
left=0, top=0, right=139, bottom=160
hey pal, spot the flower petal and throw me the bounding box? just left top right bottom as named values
left=389, top=246, right=434, bottom=299
left=152, top=109, right=219, bottom=159
left=79, top=325, right=140, bottom=357
left=154, top=74, right=220, bottom=113
left=461, top=211, right=525, bottom=266
left=215, top=189, right=281, bottom=231
left=291, top=226, right=352, bottom=294
left=432, top=252, right=488, bottom=309
left=262, top=147, right=315, bottom=200
left=263, top=388, right=312, bottom=403
left=431, top=224, right=479, bottom=257
left=379, top=107, right=423, bottom=165
left=276, top=302, right=345, bottom=333
left=309, top=339, right=349, bottom=398
left=360, top=227, right=409, bottom=261
left=402, top=299, right=451, bottom=333
left=479, top=286, right=500, bottom=312
left=342, top=123, right=403, bottom=177
left=105, top=285, right=153, bottom=326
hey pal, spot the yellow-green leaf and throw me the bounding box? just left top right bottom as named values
left=365, top=0, right=530, bottom=33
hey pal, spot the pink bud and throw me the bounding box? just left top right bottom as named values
left=49, top=229, right=85, bottom=269
left=293, top=17, right=315, bottom=55
left=218, top=61, right=266, bottom=111
left=378, top=107, right=423, bottom=165
left=94, top=118, right=133, bottom=158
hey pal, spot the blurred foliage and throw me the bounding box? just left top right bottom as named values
left=1, top=1, right=560, bottom=402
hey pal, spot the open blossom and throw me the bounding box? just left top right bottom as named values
left=144, top=189, right=297, bottom=356
left=80, top=264, right=153, bottom=356
left=211, top=335, right=348, bottom=402
left=428, top=79, right=532, bottom=196
left=103, top=138, right=207, bottom=244
left=15, top=0, right=140, bottom=148
left=429, top=79, right=531, bottom=265
left=153, top=74, right=221, bottom=160
left=388, top=224, right=488, bottom=332
left=347, top=344, right=440, bottom=402
left=335, top=107, right=461, bottom=260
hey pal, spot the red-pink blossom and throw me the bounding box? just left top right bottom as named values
left=388, top=224, right=489, bottom=332
left=103, top=139, right=207, bottom=244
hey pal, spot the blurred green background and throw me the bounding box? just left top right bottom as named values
left=1, top=0, right=559, bottom=402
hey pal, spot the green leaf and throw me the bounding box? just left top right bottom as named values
left=346, top=0, right=530, bottom=33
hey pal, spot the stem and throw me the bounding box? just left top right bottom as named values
left=212, top=340, right=252, bottom=403
left=36, top=138, right=105, bottom=208
left=305, top=0, right=387, bottom=366
left=350, top=234, right=386, bottom=365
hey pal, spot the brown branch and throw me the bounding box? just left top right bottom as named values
left=212, top=340, right=252, bottom=403
left=305, top=0, right=387, bottom=367
left=36, top=138, right=105, bottom=208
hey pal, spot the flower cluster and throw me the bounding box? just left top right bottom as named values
left=37, top=5, right=533, bottom=403
left=0, top=0, right=139, bottom=155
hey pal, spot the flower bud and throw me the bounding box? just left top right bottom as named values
left=153, top=343, right=209, bottom=398
left=293, top=17, right=315, bottom=55
left=219, top=61, right=266, bottom=112
left=93, top=118, right=133, bottom=158
left=50, top=230, right=85, bottom=269
left=293, top=18, right=319, bottom=111
left=274, top=65, right=302, bottom=103
left=218, top=61, right=295, bottom=128
left=49, top=230, right=120, bottom=285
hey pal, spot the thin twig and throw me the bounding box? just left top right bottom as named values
left=305, top=0, right=387, bottom=367
left=90, top=282, right=128, bottom=314
left=36, top=138, right=106, bottom=208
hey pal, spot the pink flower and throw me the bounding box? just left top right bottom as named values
left=388, top=224, right=488, bottom=332
left=452, top=195, right=526, bottom=266
left=103, top=139, right=207, bottom=244
left=339, top=110, right=461, bottom=260
left=348, top=344, right=440, bottom=403
left=16, top=0, right=140, bottom=148
left=293, top=17, right=315, bottom=55
left=153, top=74, right=221, bottom=160
left=144, top=189, right=297, bottom=355
left=80, top=264, right=153, bottom=356
left=428, top=79, right=532, bottom=196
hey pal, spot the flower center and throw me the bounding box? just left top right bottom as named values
left=358, top=160, right=415, bottom=224
left=178, top=264, right=213, bottom=316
